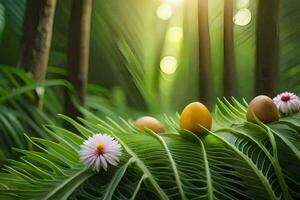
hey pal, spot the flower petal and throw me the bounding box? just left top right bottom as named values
left=79, top=133, right=122, bottom=172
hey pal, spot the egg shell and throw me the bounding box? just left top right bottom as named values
left=246, top=95, right=279, bottom=123
left=180, top=102, right=212, bottom=133
left=134, top=116, right=165, bottom=133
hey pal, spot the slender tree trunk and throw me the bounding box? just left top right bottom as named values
left=198, top=0, right=213, bottom=107
left=65, top=0, right=92, bottom=118
left=255, top=0, right=280, bottom=97
left=18, top=0, right=56, bottom=81
left=223, top=0, right=235, bottom=98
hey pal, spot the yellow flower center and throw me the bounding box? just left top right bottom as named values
left=95, top=143, right=104, bottom=154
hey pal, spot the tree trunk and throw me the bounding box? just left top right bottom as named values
left=198, top=0, right=213, bottom=107
left=255, top=0, right=280, bottom=97
left=65, top=0, right=92, bottom=118
left=223, top=0, right=235, bottom=98
left=18, top=0, right=56, bottom=82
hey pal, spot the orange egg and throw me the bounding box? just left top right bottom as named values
left=246, top=95, right=279, bottom=123
left=134, top=116, right=165, bottom=133
left=180, top=102, right=212, bottom=133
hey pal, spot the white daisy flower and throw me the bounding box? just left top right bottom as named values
left=79, top=133, right=122, bottom=172
left=273, top=92, right=300, bottom=115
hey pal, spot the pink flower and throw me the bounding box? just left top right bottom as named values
left=79, top=133, right=122, bottom=172
left=273, top=92, right=300, bottom=115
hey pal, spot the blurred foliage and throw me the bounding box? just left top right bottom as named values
left=0, top=3, right=5, bottom=38
left=0, top=66, right=135, bottom=164
left=0, top=66, right=64, bottom=163
left=0, top=0, right=299, bottom=114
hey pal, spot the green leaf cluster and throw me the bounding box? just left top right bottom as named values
left=0, top=99, right=299, bottom=200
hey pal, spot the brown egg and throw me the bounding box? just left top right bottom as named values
left=134, top=116, right=165, bottom=133
left=246, top=95, right=279, bottom=123
left=180, top=102, right=212, bottom=133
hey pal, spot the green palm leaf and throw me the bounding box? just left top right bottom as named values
left=0, top=99, right=299, bottom=200
left=0, top=66, right=72, bottom=162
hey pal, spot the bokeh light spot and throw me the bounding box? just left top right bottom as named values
left=167, top=26, right=183, bottom=43
left=156, top=4, right=172, bottom=20
left=160, top=56, right=177, bottom=75
left=233, top=8, right=251, bottom=26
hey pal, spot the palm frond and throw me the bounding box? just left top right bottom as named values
left=0, top=66, right=72, bottom=162
left=0, top=98, right=299, bottom=199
